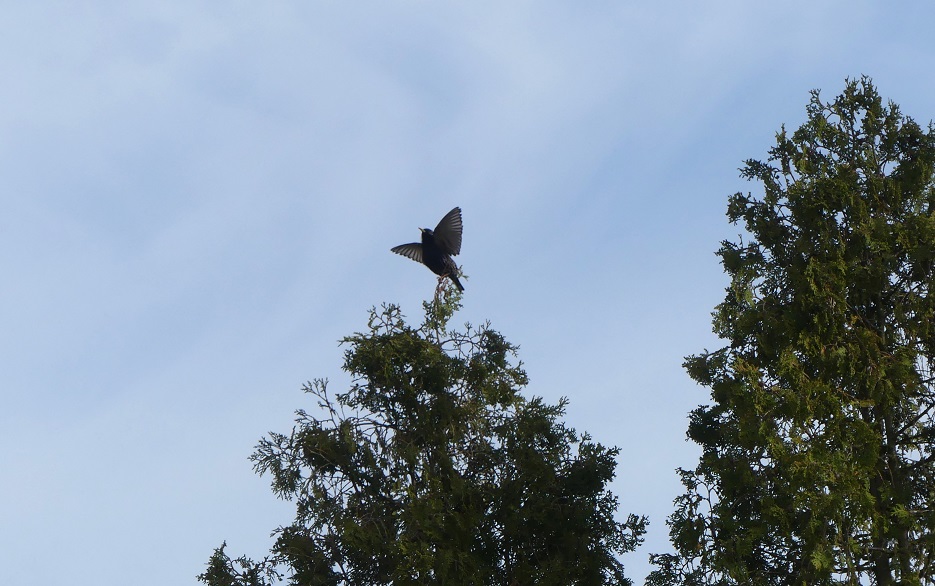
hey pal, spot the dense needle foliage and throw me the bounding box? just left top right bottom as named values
left=649, top=78, right=935, bottom=585
left=201, top=290, right=645, bottom=586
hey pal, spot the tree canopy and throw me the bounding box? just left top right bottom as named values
left=200, top=291, right=646, bottom=586
left=649, top=78, right=935, bottom=585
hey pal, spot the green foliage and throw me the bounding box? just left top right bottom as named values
left=200, top=286, right=645, bottom=586
left=649, top=78, right=935, bottom=585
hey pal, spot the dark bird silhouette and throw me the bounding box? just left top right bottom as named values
left=391, top=207, right=464, bottom=291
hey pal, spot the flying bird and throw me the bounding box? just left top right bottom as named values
left=391, top=207, right=465, bottom=291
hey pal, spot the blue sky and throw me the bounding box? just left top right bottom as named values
left=2, top=2, right=934, bottom=584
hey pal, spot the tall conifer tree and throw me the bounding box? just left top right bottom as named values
left=650, top=79, right=935, bottom=585
left=202, top=292, right=646, bottom=586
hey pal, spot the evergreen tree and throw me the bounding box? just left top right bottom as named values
left=201, top=290, right=646, bottom=586
left=648, top=78, right=935, bottom=585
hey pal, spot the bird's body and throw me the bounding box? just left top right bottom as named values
left=419, top=228, right=464, bottom=291
left=391, top=207, right=464, bottom=291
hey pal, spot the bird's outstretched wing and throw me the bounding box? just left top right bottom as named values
left=391, top=243, right=423, bottom=263
left=433, top=207, right=462, bottom=256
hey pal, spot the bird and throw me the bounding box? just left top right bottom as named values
left=391, top=207, right=465, bottom=291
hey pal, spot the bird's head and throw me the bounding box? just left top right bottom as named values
left=420, top=228, right=434, bottom=236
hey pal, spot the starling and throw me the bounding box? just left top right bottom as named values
left=391, top=206, right=465, bottom=291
